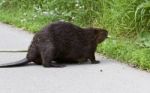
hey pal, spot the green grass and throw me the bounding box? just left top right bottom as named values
left=97, top=38, right=150, bottom=70
left=0, top=0, right=150, bottom=71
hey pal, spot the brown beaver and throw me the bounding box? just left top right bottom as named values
left=0, top=21, right=108, bottom=67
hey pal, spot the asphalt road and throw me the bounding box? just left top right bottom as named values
left=0, top=22, right=150, bottom=93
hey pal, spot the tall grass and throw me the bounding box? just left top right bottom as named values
left=135, top=1, right=150, bottom=47
left=0, top=0, right=103, bottom=26
left=1, top=0, right=149, bottom=35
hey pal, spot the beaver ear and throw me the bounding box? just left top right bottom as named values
left=95, top=29, right=108, bottom=35
left=94, top=29, right=100, bottom=35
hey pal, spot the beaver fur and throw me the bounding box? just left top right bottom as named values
left=0, top=21, right=108, bottom=67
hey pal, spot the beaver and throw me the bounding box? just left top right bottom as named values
left=0, top=21, right=108, bottom=67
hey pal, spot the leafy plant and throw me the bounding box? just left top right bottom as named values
left=135, top=1, right=150, bottom=33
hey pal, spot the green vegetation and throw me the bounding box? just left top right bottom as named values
left=0, top=0, right=150, bottom=70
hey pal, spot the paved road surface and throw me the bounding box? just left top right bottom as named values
left=0, top=23, right=150, bottom=93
